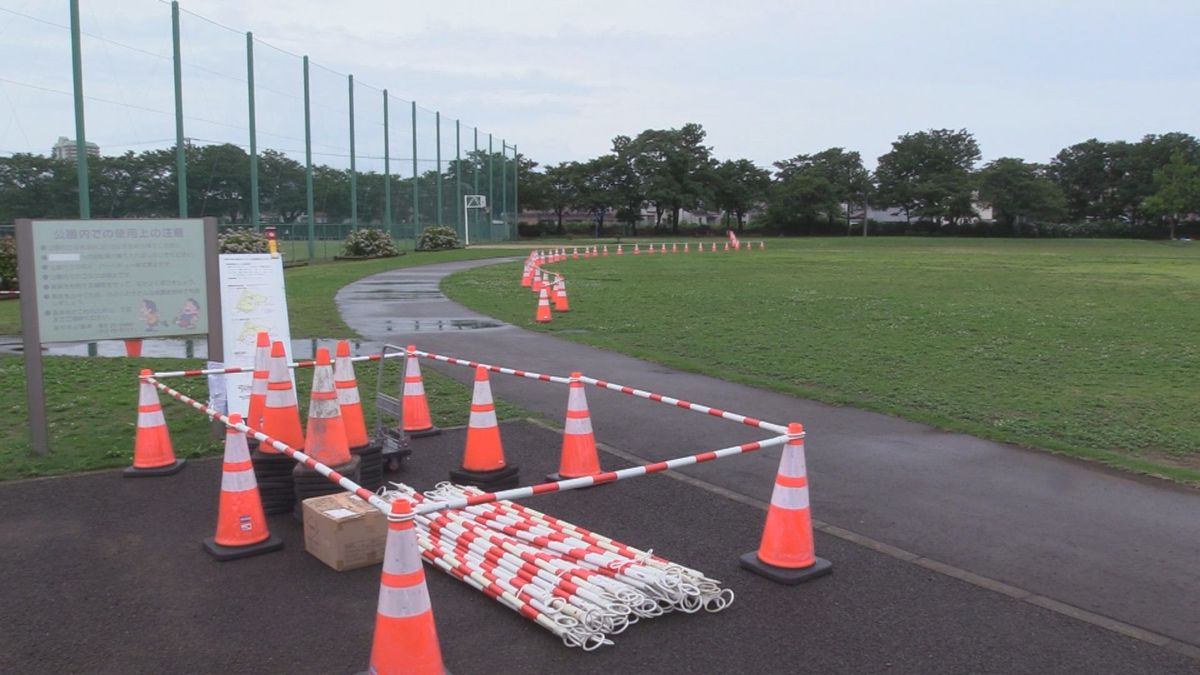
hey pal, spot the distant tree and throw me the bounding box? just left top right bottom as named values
left=766, top=168, right=839, bottom=232
left=874, top=129, right=980, bottom=224
left=775, top=148, right=870, bottom=230
left=977, top=158, right=1066, bottom=235
left=572, top=155, right=619, bottom=236
left=0, top=154, right=76, bottom=222
left=712, top=159, right=771, bottom=232
left=1047, top=139, right=1115, bottom=221
left=258, top=150, right=306, bottom=223
left=628, top=123, right=715, bottom=233
left=185, top=143, right=250, bottom=222
left=539, top=162, right=580, bottom=234
left=610, top=136, right=647, bottom=235
left=1141, top=152, right=1200, bottom=240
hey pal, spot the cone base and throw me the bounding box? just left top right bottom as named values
left=123, top=459, right=186, bottom=478
left=203, top=533, right=284, bottom=561
left=406, top=426, right=441, bottom=438
left=738, top=551, right=832, bottom=585
left=450, top=464, right=521, bottom=491
left=545, top=471, right=602, bottom=487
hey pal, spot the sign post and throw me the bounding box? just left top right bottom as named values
left=15, top=218, right=221, bottom=455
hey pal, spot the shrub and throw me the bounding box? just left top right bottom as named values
left=416, top=225, right=461, bottom=251
left=342, top=228, right=400, bottom=257
left=218, top=228, right=269, bottom=254
left=0, top=236, right=16, bottom=290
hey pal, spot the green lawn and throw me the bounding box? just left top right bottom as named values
left=1, top=248, right=525, bottom=480
left=442, top=238, right=1200, bottom=484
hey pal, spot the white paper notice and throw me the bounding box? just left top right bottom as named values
left=218, top=254, right=294, bottom=417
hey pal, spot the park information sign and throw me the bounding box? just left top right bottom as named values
left=218, top=253, right=293, bottom=418
left=29, top=219, right=209, bottom=342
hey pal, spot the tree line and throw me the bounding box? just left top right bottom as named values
left=517, top=125, right=1200, bottom=239
left=0, top=144, right=521, bottom=228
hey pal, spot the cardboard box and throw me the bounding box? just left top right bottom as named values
left=302, top=492, right=387, bottom=571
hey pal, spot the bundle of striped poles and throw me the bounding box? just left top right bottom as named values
left=383, top=482, right=734, bottom=650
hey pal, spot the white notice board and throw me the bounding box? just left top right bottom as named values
left=218, top=254, right=294, bottom=417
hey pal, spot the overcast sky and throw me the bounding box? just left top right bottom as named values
left=1, top=0, right=1197, bottom=171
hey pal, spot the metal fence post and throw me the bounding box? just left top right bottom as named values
left=436, top=111, right=443, bottom=226
left=303, top=56, right=315, bottom=259
left=69, top=0, right=90, bottom=219
left=349, top=74, right=357, bottom=231
left=171, top=1, right=187, bottom=217
left=488, top=134, right=494, bottom=236
left=455, top=120, right=462, bottom=241
left=246, top=32, right=259, bottom=230
left=501, top=139, right=508, bottom=229
left=384, top=90, right=392, bottom=234
left=411, top=101, right=419, bottom=234
left=513, top=143, right=519, bottom=239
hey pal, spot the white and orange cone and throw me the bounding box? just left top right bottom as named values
left=760, top=241, right=765, bottom=250
left=304, top=348, right=354, bottom=467
left=334, top=340, right=371, bottom=450
left=548, top=372, right=601, bottom=481
left=552, top=277, right=570, bottom=312
left=740, top=423, right=832, bottom=584
left=531, top=269, right=544, bottom=294
left=245, top=331, right=272, bottom=449
left=203, top=414, right=283, bottom=561
left=616, top=244, right=623, bottom=256
left=602, top=245, right=609, bottom=257
left=125, top=370, right=186, bottom=477
left=535, top=287, right=553, bottom=323
left=521, top=260, right=534, bottom=287
left=261, top=341, right=304, bottom=453
left=364, top=499, right=448, bottom=675
left=712, top=242, right=718, bottom=252
left=724, top=241, right=730, bottom=252
left=633, top=243, right=640, bottom=255
left=671, top=242, right=677, bottom=253
left=450, top=366, right=520, bottom=489
left=684, top=242, right=690, bottom=253
left=402, top=345, right=440, bottom=437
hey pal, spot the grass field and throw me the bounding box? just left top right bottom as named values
left=0, top=248, right=523, bottom=480
left=443, top=238, right=1200, bottom=483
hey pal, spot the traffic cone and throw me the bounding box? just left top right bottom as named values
left=684, top=242, right=690, bottom=253
left=760, top=241, right=765, bottom=250
left=335, top=340, right=370, bottom=450
left=450, top=366, right=520, bottom=490
left=602, top=245, right=609, bottom=257
left=724, top=241, right=730, bottom=252
left=245, top=331, right=271, bottom=449
left=616, top=244, right=623, bottom=256
left=672, top=243, right=677, bottom=253
left=548, top=372, right=601, bottom=481
left=304, top=348, right=354, bottom=467
left=572, top=247, right=579, bottom=260
left=634, top=244, right=640, bottom=255
left=403, top=345, right=440, bottom=437
left=125, top=370, right=186, bottom=477
left=535, top=287, right=553, bottom=323
left=552, top=277, right=570, bottom=312
left=124, top=338, right=143, bottom=357
left=260, top=341, right=304, bottom=453
left=531, top=269, right=543, bottom=294
left=203, top=413, right=284, bottom=561
left=364, top=499, right=448, bottom=675
left=712, top=242, right=718, bottom=252
left=740, top=423, right=832, bottom=584
left=521, top=260, right=534, bottom=287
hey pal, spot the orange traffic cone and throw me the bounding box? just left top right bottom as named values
left=125, top=370, right=186, bottom=477
left=403, top=345, right=440, bottom=437
left=535, top=287, right=553, bottom=323
left=203, top=413, right=283, bottom=560
left=616, top=244, right=623, bottom=256
left=335, top=340, right=371, bottom=450
left=521, top=261, right=534, bottom=287
left=724, top=241, right=730, bottom=252
left=304, top=348, right=354, bottom=467
left=450, top=366, right=520, bottom=490
left=684, top=242, right=690, bottom=253
left=602, top=245, right=609, bottom=257
left=124, top=338, right=143, bottom=357
left=245, top=331, right=271, bottom=449
left=740, top=423, right=832, bottom=584
left=364, top=499, right=448, bottom=675
left=548, top=372, right=601, bottom=481
left=531, top=269, right=543, bottom=294
left=572, top=247, right=579, bottom=260
left=260, top=340, right=304, bottom=453
left=552, top=277, right=570, bottom=312
left=712, top=242, right=718, bottom=252
left=760, top=241, right=765, bottom=250
left=672, top=243, right=678, bottom=253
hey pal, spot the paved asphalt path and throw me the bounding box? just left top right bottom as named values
left=336, top=257, right=1200, bottom=650
left=3, top=423, right=1198, bottom=674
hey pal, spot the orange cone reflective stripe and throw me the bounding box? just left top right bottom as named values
left=535, top=287, right=552, bottom=323
left=261, top=340, right=304, bottom=453
left=366, top=499, right=447, bottom=675
left=246, top=332, right=271, bottom=432
left=305, top=348, right=353, bottom=466
left=556, top=372, right=601, bottom=478
left=334, top=340, right=370, bottom=449
left=402, top=345, right=438, bottom=435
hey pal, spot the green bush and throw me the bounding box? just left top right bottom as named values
left=218, top=228, right=269, bottom=254
left=342, top=228, right=400, bottom=257
left=0, top=236, right=16, bottom=290
left=416, top=225, right=461, bottom=251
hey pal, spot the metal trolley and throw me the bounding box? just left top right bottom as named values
left=373, top=343, right=413, bottom=472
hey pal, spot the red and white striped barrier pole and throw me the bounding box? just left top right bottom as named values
left=411, top=433, right=788, bottom=517
left=149, top=352, right=386, bottom=379
left=411, top=348, right=571, bottom=384
left=577, top=375, right=789, bottom=435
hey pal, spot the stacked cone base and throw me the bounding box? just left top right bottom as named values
left=252, top=450, right=296, bottom=515
left=352, top=441, right=385, bottom=491
left=449, top=464, right=521, bottom=491
left=292, top=457, right=362, bottom=520
left=203, top=532, right=284, bottom=562
left=738, top=552, right=832, bottom=585
left=123, top=459, right=186, bottom=478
